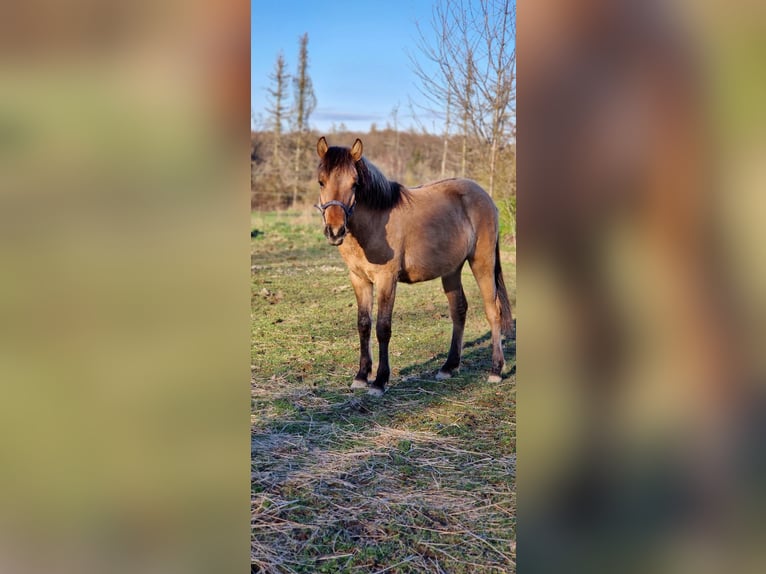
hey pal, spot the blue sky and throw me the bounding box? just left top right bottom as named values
left=251, top=0, right=442, bottom=133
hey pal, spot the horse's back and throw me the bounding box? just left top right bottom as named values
left=396, top=178, right=498, bottom=282
left=409, top=177, right=496, bottom=210
left=409, top=178, right=498, bottom=235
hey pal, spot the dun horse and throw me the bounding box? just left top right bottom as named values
left=315, top=136, right=513, bottom=396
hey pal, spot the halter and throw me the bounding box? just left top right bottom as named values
left=314, top=196, right=356, bottom=225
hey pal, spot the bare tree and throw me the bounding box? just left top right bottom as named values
left=291, top=33, right=317, bottom=205
left=391, top=103, right=401, bottom=180
left=265, top=51, right=289, bottom=170
left=460, top=48, right=476, bottom=178
left=441, top=88, right=451, bottom=178
left=411, top=0, right=516, bottom=197
left=478, top=0, right=515, bottom=197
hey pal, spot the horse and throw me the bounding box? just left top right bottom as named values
left=314, top=136, right=514, bottom=396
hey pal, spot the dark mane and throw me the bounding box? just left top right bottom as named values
left=356, top=156, right=411, bottom=210
left=320, top=147, right=410, bottom=211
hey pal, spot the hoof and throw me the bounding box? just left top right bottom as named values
left=435, top=370, right=452, bottom=380
left=367, top=386, right=385, bottom=397
left=350, top=379, right=369, bottom=390
left=487, top=374, right=502, bottom=383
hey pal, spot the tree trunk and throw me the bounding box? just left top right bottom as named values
left=290, top=33, right=316, bottom=207
left=292, top=137, right=302, bottom=206
left=441, top=90, right=451, bottom=178
left=461, top=133, right=467, bottom=178
left=488, top=137, right=497, bottom=197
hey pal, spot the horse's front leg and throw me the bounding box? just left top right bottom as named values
left=349, top=272, right=373, bottom=390
left=369, top=274, right=397, bottom=397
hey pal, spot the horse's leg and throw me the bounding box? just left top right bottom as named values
left=349, top=272, right=373, bottom=390
left=369, top=274, right=397, bottom=397
left=437, top=265, right=467, bottom=380
left=469, top=252, right=505, bottom=383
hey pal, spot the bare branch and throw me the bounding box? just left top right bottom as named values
left=409, top=0, right=516, bottom=196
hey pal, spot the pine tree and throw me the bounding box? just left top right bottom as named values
left=292, top=33, right=317, bottom=205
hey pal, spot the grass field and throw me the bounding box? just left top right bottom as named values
left=252, top=209, right=516, bottom=573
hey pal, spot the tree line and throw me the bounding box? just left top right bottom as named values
left=252, top=1, right=515, bottom=241
left=251, top=32, right=317, bottom=209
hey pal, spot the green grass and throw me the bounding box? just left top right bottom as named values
left=252, top=209, right=516, bottom=573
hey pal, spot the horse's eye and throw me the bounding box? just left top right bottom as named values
left=318, top=181, right=324, bottom=188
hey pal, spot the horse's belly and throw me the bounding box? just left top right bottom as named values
left=403, top=213, right=474, bottom=274
left=398, top=268, right=430, bottom=284
left=400, top=246, right=468, bottom=283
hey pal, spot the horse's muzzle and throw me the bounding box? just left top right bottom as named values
left=325, top=224, right=346, bottom=245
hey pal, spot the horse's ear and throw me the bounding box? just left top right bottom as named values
left=317, top=136, right=328, bottom=158
left=350, top=138, right=363, bottom=161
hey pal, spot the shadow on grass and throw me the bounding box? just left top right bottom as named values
left=254, top=330, right=515, bottom=434
left=251, top=332, right=516, bottom=571
left=401, top=329, right=517, bottom=376
left=250, top=337, right=517, bottom=492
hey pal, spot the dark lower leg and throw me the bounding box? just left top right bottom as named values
left=370, top=279, right=396, bottom=394
left=371, top=317, right=391, bottom=392
left=350, top=274, right=374, bottom=389
left=355, top=309, right=372, bottom=383
left=440, top=274, right=467, bottom=375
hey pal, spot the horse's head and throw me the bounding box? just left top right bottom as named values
left=315, top=136, right=363, bottom=245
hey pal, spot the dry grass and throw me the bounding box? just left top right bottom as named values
left=252, top=211, right=515, bottom=573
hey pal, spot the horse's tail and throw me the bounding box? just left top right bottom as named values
left=494, top=238, right=515, bottom=338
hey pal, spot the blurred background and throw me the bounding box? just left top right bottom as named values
left=0, top=1, right=249, bottom=573
left=518, top=0, right=766, bottom=573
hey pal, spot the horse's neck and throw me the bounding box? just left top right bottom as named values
left=343, top=205, right=400, bottom=271
left=348, top=205, right=392, bottom=244
left=348, top=206, right=373, bottom=239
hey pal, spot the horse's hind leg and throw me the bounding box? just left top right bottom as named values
left=469, top=255, right=505, bottom=383
left=437, top=266, right=467, bottom=380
